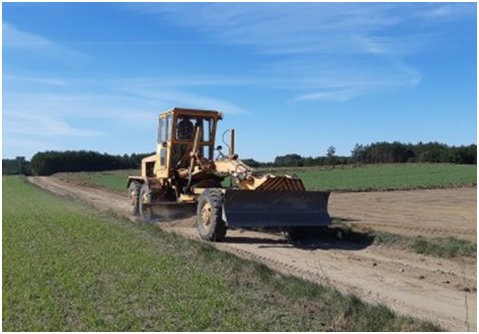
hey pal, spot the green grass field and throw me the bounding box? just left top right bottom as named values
left=57, top=169, right=133, bottom=193
left=57, top=163, right=476, bottom=193
left=272, top=163, right=476, bottom=191
left=3, top=176, right=441, bottom=331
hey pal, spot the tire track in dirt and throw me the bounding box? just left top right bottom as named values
left=27, top=176, right=477, bottom=331
left=168, top=227, right=476, bottom=332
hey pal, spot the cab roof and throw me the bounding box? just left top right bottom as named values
left=160, top=107, right=223, bottom=120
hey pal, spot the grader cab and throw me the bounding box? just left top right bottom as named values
left=128, top=107, right=330, bottom=241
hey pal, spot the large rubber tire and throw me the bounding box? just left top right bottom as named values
left=139, top=183, right=152, bottom=222
left=196, top=188, right=227, bottom=242
left=128, top=181, right=141, bottom=216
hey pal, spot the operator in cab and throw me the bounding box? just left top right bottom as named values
left=177, top=116, right=194, bottom=140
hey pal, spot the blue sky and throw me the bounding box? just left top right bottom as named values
left=3, top=2, right=477, bottom=161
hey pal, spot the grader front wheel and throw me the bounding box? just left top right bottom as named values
left=196, top=189, right=227, bottom=242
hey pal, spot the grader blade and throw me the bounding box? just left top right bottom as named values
left=141, top=202, right=196, bottom=222
left=223, top=190, right=331, bottom=228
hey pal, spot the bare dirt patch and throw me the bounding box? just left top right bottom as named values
left=330, top=188, right=477, bottom=242
left=28, top=176, right=477, bottom=331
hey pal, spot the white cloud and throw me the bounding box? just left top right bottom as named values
left=115, top=86, right=248, bottom=115
left=2, top=86, right=156, bottom=158
left=296, top=88, right=368, bottom=102
left=120, top=75, right=264, bottom=88
left=4, top=75, right=68, bottom=87
left=419, top=3, right=475, bottom=21
left=3, top=22, right=84, bottom=59
left=128, top=3, right=472, bottom=56
left=2, top=78, right=248, bottom=158
left=126, top=2, right=468, bottom=102
left=2, top=91, right=157, bottom=136
left=3, top=112, right=103, bottom=137
left=106, top=77, right=249, bottom=114
left=264, top=57, right=422, bottom=102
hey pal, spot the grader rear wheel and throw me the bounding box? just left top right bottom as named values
left=139, top=183, right=152, bottom=222
left=196, top=188, right=227, bottom=241
left=128, top=181, right=141, bottom=216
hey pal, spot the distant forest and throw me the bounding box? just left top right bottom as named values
left=3, top=141, right=476, bottom=176
left=246, top=142, right=477, bottom=168
left=3, top=151, right=154, bottom=176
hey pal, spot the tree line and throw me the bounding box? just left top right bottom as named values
left=244, top=142, right=476, bottom=167
left=3, top=159, right=32, bottom=175
left=3, top=141, right=476, bottom=176
left=351, top=142, right=476, bottom=165
left=23, top=151, right=153, bottom=176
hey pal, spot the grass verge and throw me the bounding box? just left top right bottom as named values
left=411, top=236, right=477, bottom=258
left=332, top=220, right=476, bottom=259
left=56, top=169, right=134, bottom=193
left=3, top=176, right=441, bottom=331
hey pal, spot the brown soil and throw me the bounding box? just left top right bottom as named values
left=330, top=189, right=477, bottom=242
left=28, top=176, right=477, bottom=331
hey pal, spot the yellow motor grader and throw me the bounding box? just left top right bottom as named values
left=128, top=107, right=330, bottom=241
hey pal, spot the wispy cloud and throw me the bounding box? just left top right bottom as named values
left=3, top=22, right=84, bottom=59
left=3, top=112, right=103, bottom=137
left=3, top=90, right=155, bottom=127
left=108, top=76, right=250, bottom=113
left=4, top=82, right=246, bottom=120
left=4, top=75, right=68, bottom=87
left=3, top=75, right=248, bottom=158
left=127, top=2, right=473, bottom=102
left=418, top=3, right=475, bottom=21
left=268, top=58, right=422, bottom=101
left=128, top=3, right=472, bottom=56
left=149, top=90, right=247, bottom=114
left=2, top=86, right=133, bottom=157
left=113, top=84, right=248, bottom=114
left=119, top=75, right=265, bottom=88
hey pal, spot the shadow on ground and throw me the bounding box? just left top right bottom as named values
left=224, top=227, right=375, bottom=251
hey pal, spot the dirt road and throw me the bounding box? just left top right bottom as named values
left=28, top=176, right=477, bottom=331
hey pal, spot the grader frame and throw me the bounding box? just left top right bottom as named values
left=128, top=107, right=330, bottom=241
